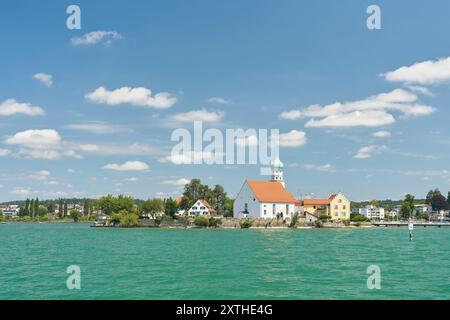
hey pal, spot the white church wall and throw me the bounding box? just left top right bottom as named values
left=233, top=182, right=262, bottom=219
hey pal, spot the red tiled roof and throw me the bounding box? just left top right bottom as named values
left=247, top=180, right=299, bottom=204
left=302, top=193, right=337, bottom=206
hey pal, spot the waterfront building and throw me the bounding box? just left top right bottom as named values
left=414, top=204, right=431, bottom=216
left=233, top=158, right=302, bottom=219
left=387, top=209, right=399, bottom=219
left=429, top=210, right=449, bottom=222
left=302, top=193, right=351, bottom=221
left=359, top=205, right=385, bottom=220
left=0, top=205, right=20, bottom=217
left=187, top=199, right=216, bottom=216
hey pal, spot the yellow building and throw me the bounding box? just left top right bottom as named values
left=302, top=192, right=350, bottom=221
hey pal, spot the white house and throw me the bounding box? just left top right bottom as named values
left=414, top=204, right=431, bottom=216
left=233, top=158, right=302, bottom=219
left=187, top=199, right=216, bottom=216
left=359, top=205, right=385, bottom=220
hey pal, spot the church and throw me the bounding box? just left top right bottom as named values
left=233, top=158, right=302, bottom=220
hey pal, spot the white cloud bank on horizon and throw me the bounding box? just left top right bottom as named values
left=86, top=86, right=177, bottom=109
left=103, top=161, right=150, bottom=171
left=33, top=73, right=53, bottom=87
left=71, top=31, right=122, bottom=46
left=0, top=99, right=45, bottom=117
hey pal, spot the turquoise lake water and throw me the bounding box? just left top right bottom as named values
left=0, top=222, right=449, bottom=300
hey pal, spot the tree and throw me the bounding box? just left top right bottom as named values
left=119, top=210, right=139, bottom=228
left=47, top=203, right=55, bottom=214
left=34, top=198, right=40, bottom=217
left=400, top=194, right=415, bottom=219
left=182, top=179, right=213, bottom=205
left=212, top=185, right=227, bottom=215
left=426, top=189, right=441, bottom=205
left=193, top=215, right=209, bottom=228
left=19, top=198, right=30, bottom=217
left=178, top=196, right=192, bottom=211
left=139, top=199, right=165, bottom=219
left=96, top=195, right=134, bottom=216
left=59, top=199, right=64, bottom=218
left=36, top=207, right=48, bottom=217
left=369, top=199, right=380, bottom=207
left=70, top=210, right=81, bottom=222
left=64, top=202, right=68, bottom=217
left=83, top=199, right=90, bottom=217
left=30, top=199, right=35, bottom=218
left=431, top=194, right=450, bottom=212
left=447, top=191, right=450, bottom=206
left=164, top=198, right=178, bottom=218
left=223, top=198, right=234, bottom=217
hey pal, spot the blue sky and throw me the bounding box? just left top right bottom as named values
left=1, top=0, right=450, bottom=202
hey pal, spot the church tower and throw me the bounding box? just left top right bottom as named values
left=270, top=157, right=285, bottom=188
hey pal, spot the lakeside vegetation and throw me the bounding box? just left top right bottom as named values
left=2, top=184, right=450, bottom=227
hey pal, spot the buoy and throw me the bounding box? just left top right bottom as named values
left=408, top=221, right=414, bottom=241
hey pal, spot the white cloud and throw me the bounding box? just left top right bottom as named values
left=10, top=187, right=34, bottom=197
left=17, top=149, right=62, bottom=160
left=306, top=110, right=396, bottom=128
left=5, top=129, right=61, bottom=149
left=168, top=109, right=224, bottom=123
left=86, top=86, right=177, bottom=109
left=28, top=170, right=51, bottom=181
left=383, top=56, right=450, bottom=85
left=61, top=150, right=83, bottom=159
left=279, top=110, right=302, bottom=120
left=4, top=129, right=156, bottom=160
left=72, top=142, right=159, bottom=156
left=0, top=99, right=45, bottom=117
left=406, top=85, right=433, bottom=96
left=33, top=73, right=53, bottom=87
left=290, top=163, right=335, bottom=172
left=284, top=89, right=435, bottom=128
left=163, top=178, right=191, bottom=186
left=372, top=130, right=392, bottom=138
left=304, top=164, right=335, bottom=172
left=277, top=130, right=307, bottom=147
left=4, top=129, right=85, bottom=160
left=123, top=177, right=138, bottom=182
left=354, top=145, right=388, bottom=159
left=160, top=151, right=218, bottom=165
left=207, top=97, right=229, bottom=104
left=71, top=31, right=122, bottom=46
left=65, top=121, right=130, bottom=134
left=236, top=135, right=258, bottom=147
left=103, top=161, right=150, bottom=171
left=0, top=149, right=11, bottom=156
